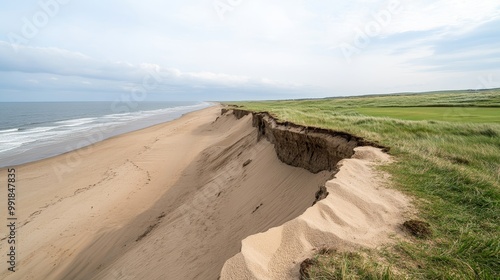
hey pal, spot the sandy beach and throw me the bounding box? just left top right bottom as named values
left=0, top=105, right=409, bottom=280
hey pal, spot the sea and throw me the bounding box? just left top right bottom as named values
left=0, top=101, right=212, bottom=168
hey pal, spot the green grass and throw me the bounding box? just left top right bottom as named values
left=304, top=250, right=396, bottom=280
left=228, top=89, right=500, bottom=279
left=354, top=107, right=500, bottom=123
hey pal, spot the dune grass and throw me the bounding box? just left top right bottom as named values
left=229, top=89, right=500, bottom=279
left=354, top=107, right=500, bottom=123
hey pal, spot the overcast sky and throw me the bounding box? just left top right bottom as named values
left=1, top=0, right=499, bottom=101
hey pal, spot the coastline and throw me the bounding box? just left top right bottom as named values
left=0, top=102, right=214, bottom=168
left=0, top=106, right=410, bottom=279
left=0, top=105, right=223, bottom=279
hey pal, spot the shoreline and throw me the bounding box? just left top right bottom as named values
left=0, top=105, right=225, bottom=279
left=0, top=102, right=215, bottom=169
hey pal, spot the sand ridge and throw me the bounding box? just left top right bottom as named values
left=220, top=147, right=410, bottom=279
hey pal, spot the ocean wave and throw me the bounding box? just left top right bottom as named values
left=0, top=128, right=20, bottom=134
left=0, top=142, right=23, bottom=153
left=55, top=117, right=97, bottom=127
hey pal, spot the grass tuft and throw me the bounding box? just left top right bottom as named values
left=303, top=250, right=397, bottom=280
left=479, top=128, right=498, bottom=137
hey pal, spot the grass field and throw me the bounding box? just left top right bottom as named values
left=229, top=89, right=500, bottom=279
left=354, top=107, right=500, bottom=123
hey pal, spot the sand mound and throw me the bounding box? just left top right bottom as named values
left=220, top=146, right=410, bottom=279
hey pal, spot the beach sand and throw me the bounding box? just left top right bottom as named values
left=0, top=105, right=409, bottom=280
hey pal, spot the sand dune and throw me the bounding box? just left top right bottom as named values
left=0, top=106, right=409, bottom=280
left=220, top=147, right=410, bottom=279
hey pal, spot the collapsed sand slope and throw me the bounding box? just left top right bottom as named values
left=91, top=111, right=333, bottom=280
left=221, top=147, right=410, bottom=280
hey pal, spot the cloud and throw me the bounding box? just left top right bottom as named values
left=0, top=40, right=314, bottom=101
left=0, top=0, right=499, bottom=101
left=384, top=19, right=500, bottom=72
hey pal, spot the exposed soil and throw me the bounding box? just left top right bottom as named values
left=313, top=185, right=329, bottom=205
left=403, top=220, right=432, bottom=238
left=222, top=108, right=387, bottom=173
left=299, top=258, right=318, bottom=280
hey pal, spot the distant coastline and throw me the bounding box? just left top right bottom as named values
left=0, top=101, right=213, bottom=167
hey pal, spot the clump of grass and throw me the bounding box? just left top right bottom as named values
left=303, top=249, right=396, bottom=280
left=230, top=90, right=500, bottom=279
left=479, top=128, right=498, bottom=137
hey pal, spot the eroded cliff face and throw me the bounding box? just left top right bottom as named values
left=222, top=108, right=386, bottom=173
left=218, top=109, right=409, bottom=280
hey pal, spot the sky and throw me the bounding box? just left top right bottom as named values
left=0, top=0, right=499, bottom=101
